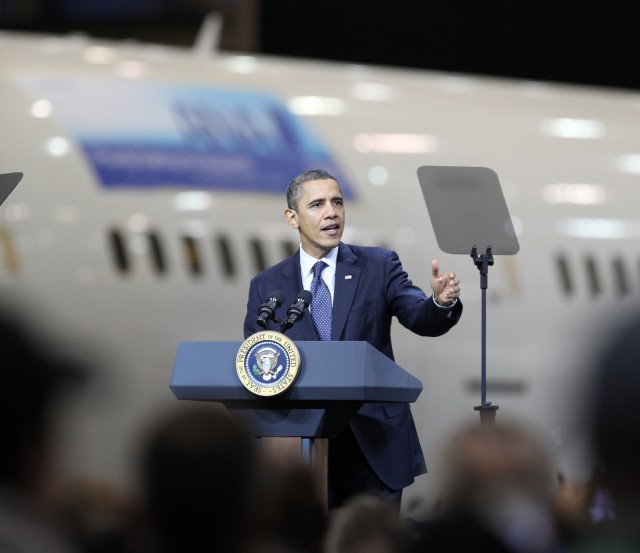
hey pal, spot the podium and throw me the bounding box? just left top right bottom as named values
left=170, top=340, right=422, bottom=509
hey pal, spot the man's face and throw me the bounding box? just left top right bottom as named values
left=285, top=178, right=345, bottom=259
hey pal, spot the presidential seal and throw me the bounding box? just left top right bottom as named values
left=235, top=331, right=301, bottom=397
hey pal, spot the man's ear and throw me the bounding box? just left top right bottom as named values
left=284, top=208, right=298, bottom=229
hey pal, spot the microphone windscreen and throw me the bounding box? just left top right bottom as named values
left=297, top=290, right=312, bottom=304
left=268, top=289, right=285, bottom=305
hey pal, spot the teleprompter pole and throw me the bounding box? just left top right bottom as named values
left=471, top=245, right=499, bottom=425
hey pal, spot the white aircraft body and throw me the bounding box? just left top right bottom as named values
left=1, top=28, right=640, bottom=516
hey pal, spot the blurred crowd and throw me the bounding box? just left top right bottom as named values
left=2, top=303, right=639, bottom=553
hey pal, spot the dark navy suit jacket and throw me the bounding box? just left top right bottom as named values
left=243, top=242, right=462, bottom=490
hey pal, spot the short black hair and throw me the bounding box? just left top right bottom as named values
left=286, top=169, right=340, bottom=210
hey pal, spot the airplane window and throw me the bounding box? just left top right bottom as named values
left=465, top=378, right=527, bottom=395
left=147, top=231, right=167, bottom=275
left=182, top=235, right=203, bottom=277
left=0, top=228, right=19, bottom=274
left=249, top=238, right=267, bottom=274
left=584, top=256, right=601, bottom=296
left=554, top=254, right=573, bottom=296
left=612, top=257, right=630, bottom=296
left=281, top=240, right=297, bottom=259
left=214, top=235, right=235, bottom=278
left=108, top=229, right=130, bottom=274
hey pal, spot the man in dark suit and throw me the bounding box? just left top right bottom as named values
left=243, top=169, right=462, bottom=509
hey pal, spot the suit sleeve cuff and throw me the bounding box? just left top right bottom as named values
left=432, top=296, right=458, bottom=310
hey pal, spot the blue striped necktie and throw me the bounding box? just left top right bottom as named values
left=310, top=261, right=332, bottom=341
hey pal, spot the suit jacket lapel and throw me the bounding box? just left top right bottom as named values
left=332, top=243, right=361, bottom=340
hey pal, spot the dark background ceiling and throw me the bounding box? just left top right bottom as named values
left=1, top=0, right=637, bottom=92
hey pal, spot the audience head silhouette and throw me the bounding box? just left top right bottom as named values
left=136, top=404, right=258, bottom=553
left=324, top=494, right=412, bottom=553
left=0, top=308, right=85, bottom=490
left=413, top=419, right=560, bottom=553
left=572, top=310, right=640, bottom=551
left=0, top=306, right=87, bottom=552
left=586, top=312, right=640, bottom=502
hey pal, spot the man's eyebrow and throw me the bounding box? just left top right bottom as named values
left=306, top=196, right=326, bottom=205
left=306, top=194, right=343, bottom=205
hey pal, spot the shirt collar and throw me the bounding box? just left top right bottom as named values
left=299, top=244, right=338, bottom=277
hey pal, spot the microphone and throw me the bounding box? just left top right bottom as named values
left=281, top=290, right=312, bottom=333
left=256, top=289, right=285, bottom=328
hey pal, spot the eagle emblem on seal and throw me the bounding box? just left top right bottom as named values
left=252, top=346, right=283, bottom=381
